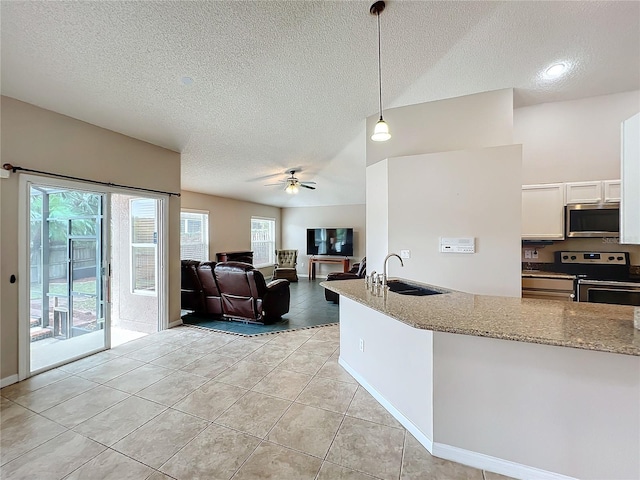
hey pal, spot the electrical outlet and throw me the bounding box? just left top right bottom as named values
left=359, top=338, right=364, bottom=352
left=532, top=250, right=539, bottom=259
left=400, top=249, right=411, bottom=259
left=524, top=249, right=532, bottom=259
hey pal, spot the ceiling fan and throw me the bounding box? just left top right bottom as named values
left=265, top=170, right=316, bottom=194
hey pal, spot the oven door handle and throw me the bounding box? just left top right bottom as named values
left=582, top=287, right=640, bottom=295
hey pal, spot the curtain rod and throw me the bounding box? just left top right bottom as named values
left=2, top=163, right=181, bottom=197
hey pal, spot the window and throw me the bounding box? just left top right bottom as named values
left=251, top=217, right=276, bottom=267
left=180, top=210, right=209, bottom=262
left=130, top=198, right=157, bottom=294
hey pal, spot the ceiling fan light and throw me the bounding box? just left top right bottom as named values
left=371, top=118, right=391, bottom=142
left=285, top=183, right=299, bottom=195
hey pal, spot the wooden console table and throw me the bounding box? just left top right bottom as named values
left=308, top=257, right=350, bottom=280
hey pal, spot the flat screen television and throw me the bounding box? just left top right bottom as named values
left=306, top=228, right=354, bottom=257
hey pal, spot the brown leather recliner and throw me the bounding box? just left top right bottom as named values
left=195, top=261, right=223, bottom=316
left=181, top=260, right=204, bottom=312
left=324, top=257, right=366, bottom=304
left=214, top=261, right=290, bottom=324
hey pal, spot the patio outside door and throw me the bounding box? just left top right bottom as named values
left=28, top=184, right=109, bottom=373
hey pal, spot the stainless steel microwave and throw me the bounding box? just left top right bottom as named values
left=566, top=203, right=620, bottom=238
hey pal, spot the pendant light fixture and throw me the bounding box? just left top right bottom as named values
left=370, top=1, right=391, bottom=142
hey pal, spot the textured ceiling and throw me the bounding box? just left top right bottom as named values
left=2, top=1, right=639, bottom=208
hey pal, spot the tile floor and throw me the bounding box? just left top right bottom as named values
left=1, top=282, right=516, bottom=480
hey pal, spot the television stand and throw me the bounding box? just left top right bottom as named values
left=308, top=257, right=350, bottom=280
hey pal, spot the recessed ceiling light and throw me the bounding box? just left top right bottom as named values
left=181, top=76, right=194, bottom=86
left=544, top=63, right=568, bottom=79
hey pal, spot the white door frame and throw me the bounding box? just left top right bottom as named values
left=18, top=174, right=169, bottom=380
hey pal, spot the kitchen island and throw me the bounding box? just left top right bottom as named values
left=322, top=279, right=640, bottom=480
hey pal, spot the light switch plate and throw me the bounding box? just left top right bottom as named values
left=400, top=250, right=411, bottom=259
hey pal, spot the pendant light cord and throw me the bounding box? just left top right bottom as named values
left=376, top=11, right=383, bottom=120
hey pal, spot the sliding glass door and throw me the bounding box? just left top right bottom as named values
left=28, top=184, right=108, bottom=372
left=21, top=176, right=168, bottom=377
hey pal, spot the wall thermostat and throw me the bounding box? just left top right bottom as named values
left=439, top=237, right=475, bottom=254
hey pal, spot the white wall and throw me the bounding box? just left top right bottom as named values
left=366, top=89, right=514, bottom=167
left=281, top=205, right=366, bottom=277
left=0, top=97, right=181, bottom=381
left=386, top=146, right=522, bottom=297
left=515, top=90, right=640, bottom=184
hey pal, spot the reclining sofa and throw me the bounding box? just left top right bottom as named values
left=324, top=256, right=366, bottom=304
left=181, top=259, right=290, bottom=324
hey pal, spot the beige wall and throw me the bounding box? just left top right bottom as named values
left=366, top=89, right=520, bottom=297
left=366, top=89, right=514, bottom=167
left=281, top=205, right=366, bottom=278
left=111, top=194, right=159, bottom=334
left=365, top=161, right=389, bottom=273
left=433, top=332, right=640, bottom=479
left=515, top=90, right=640, bottom=184
left=386, top=146, right=522, bottom=297
left=0, top=97, right=181, bottom=381
left=180, top=190, right=281, bottom=276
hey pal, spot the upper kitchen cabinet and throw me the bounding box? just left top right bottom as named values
left=603, top=180, right=621, bottom=203
left=522, top=184, right=565, bottom=240
left=566, top=180, right=621, bottom=204
left=565, top=181, right=602, bottom=204
left=621, top=113, right=640, bottom=244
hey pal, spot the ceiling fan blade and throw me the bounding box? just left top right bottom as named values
left=264, top=182, right=285, bottom=186
left=300, top=184, right=316, bottom=190
left=300, top=181, right=316, bottom=185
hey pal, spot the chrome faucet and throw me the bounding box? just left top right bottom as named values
left=368, top=270, right=377, bottom=286
left=382, top=253, right=404, bottom=286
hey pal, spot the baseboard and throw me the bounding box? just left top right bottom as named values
left=338, top=358, right=576, bottom=480
left=168, top=319, right=183, bottom=328
left=1, top=374, right=19, bottom=388
left=338, top=357, right=433, bottom=452
left=432, top=443, right=578, bottom=480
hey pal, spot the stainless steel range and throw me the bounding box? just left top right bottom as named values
left=554, top=251, right=640, bottom=306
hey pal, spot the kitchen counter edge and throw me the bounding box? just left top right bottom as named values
left=321, top=279, right=639, bottom=357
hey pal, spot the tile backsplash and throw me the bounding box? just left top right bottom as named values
left=522, top=238, right=640, bottom=265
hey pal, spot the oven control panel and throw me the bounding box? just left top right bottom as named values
left=558, top=251, right=629, bottom=265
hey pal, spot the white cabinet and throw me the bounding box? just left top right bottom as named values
left=565, top=180, right=621, bottom=204
left=621, top=113, right=640, bottom=244
left=603, top=180, right=621, bottom=203
left=565, top=181, right=602, bottom=204
left=522, top=184, right=565, bottom=240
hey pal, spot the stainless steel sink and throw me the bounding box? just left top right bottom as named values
left=386, top=280, right=444, bottom=296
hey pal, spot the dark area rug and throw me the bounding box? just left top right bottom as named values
left=181, top=279, right=339, bottom=336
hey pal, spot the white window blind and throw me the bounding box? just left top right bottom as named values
left=251, top=217, right=275, bottom=267
left=130, top=198, right=157, bottom=294
left=180, top=210, right=209, bottom=262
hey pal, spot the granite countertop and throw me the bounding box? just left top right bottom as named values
left=521, top=270, right=577, bottom=280
left=321, top=279, right=640, bottom=356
